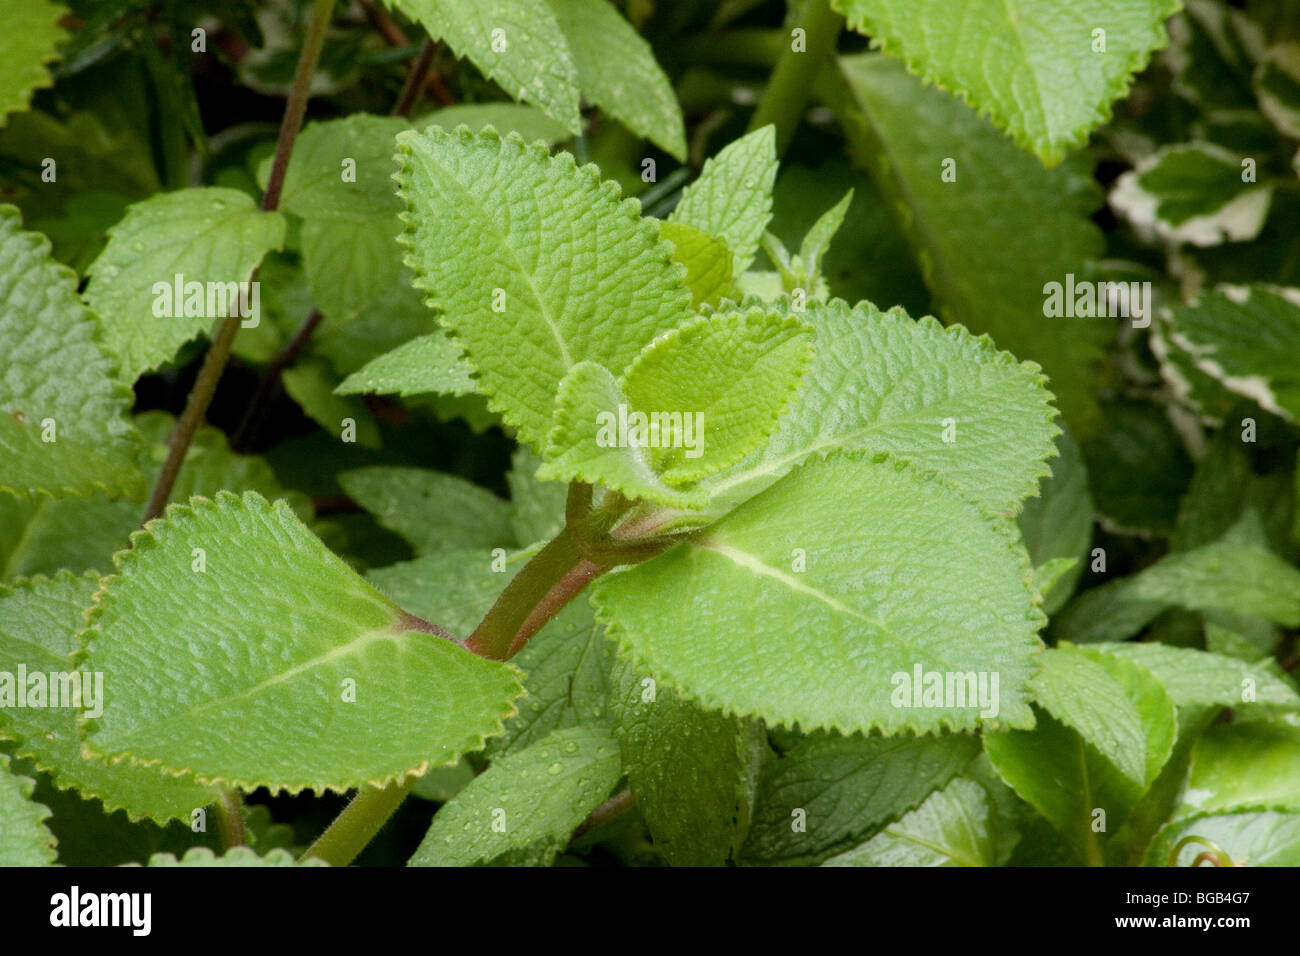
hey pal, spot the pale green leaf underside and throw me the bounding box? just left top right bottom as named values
left=609, top=657, right=761, bottom=866
left=0, top=0, right=65, bottom=128
left=84, top=187, right=285, bottom=379
left=395, top=126, right=692, bottom=448
left=547, top=0, right=685, bottom=159
left=389, top=0, right=581, bottom=130
left=79, top=492, right=523, bottom=794
left=595, top=451, right=1043, bottom=735
left=336, top=331, right=478, bottom=398
left=1163, top=286, right=1300, bottom=421
left=669, top=125, right=777, bottom=275
left=835, top=55, right=1108, bottom=433
left=409, top=726, right=622, bottom=866
left=0, top=573, right=216, bottom=821
left=699, top=299, right=1060, bottom=518
left=1148, top=810, right=1300, bottom=866
left=743, top=730, right=979, bottom=864
left=339, top=466, right=515, bottom=554
left=0, top=753, right=57, bottom=865
left=833, top=0, right=1181, bottom=165
left=0, top=204, right=143, bottom=500
left=824, top=777, right=998, bottom=867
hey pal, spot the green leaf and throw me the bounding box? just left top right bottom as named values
left=1110, top=143, right=1272, bottom=246
left=395, top=126, right=692, bottom=448
left=1031, top=644, right=1176, bottom=788
left=1079, top=398, right=1192, bottom=535
left=795, top=188, right=854, bottom=291
left=0, top=204, right=143, bottom=500
left=335, top=331, right=477, bottom=398
left=0, top=0, right=64, bottom=128
left=546, top=0, right=685, bottom=159
left=78, top=492, right=524, bottom=793
left=84, top=187, right=285, bottom=379
left=832, top=0, right=1181, bottom=165
left=1054, top=526, right=1300, bottom=643
left=1147, top=810, right=1300, bottom=866
left=594, top=450, right=1044, bottom=736
left=833, top=55, right=1108, bottom=433
left=659, top=221, right=734, bottom=309
left=389, top=0, right=581, bottom=130
left=1181, top=722, right=1300, bottom=816
left=538, top=362, right=708, bottom=510
left=0, top=753, right=57, bottom=865
left=0, top=573, right=216, bottom=821
left=419, top=102, right=574, bottom=143
left=1161, top=286, right=1300, bottom=422
left=143, top=847, right=323, bottom=867
left=823, top=777, right=999, bottom=867
left=1017, top=429, right=1093, bottom=615
left=669, top=126, right=777, bottom=275
left=409, top=726, right=622, bottom=866
left=339, top=467, right=515, bottom=554
left=985, top=649, right=1177, bottom=863
left=0, top=412, right=309, bottom=581
left=506, top=447, right=566, bottom=546
left=742, top=731, right=979, bottom=864
left=1093, top=642, right=1300, bottom=716
left=698, top=300, right=1060, bottom=519
left=281, top=357, right=381, bottom=448
left=1255, top=42, right=1300, bottom=139
left=539, top=310, right=814, bottom=501
left=261, top=114, right=410, bottom=319
left=366, top=547, right=538, bottom=637
left=609, top=657, right=763, bottom=866
left=489, top=600, right=611, bottom=756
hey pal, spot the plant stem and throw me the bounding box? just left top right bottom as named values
left=214, top=787, right=246, bottom=848
left=142, top=314, right=242, bottom=522
left=746, top=0, right=842, bottom=156
left=394, top=38, right=437, bottom=117
left=229, top=307, right=322, bottom=452
left=141, top=0, right=335, bottom=520
left=300, top=777, right=417, bottom=866
left=465, top=522, right=606, bottom=660
left=571, top=789, right=636, bottom=843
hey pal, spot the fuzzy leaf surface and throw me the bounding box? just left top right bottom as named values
left=78, top=493, right=523, bottom=793
left=395, top=126, right=692, bottom=448
left=595, top=451, right=1043, bottom=735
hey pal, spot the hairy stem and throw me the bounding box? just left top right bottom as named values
left=214, top=786, right=247, bottom=849
left=465, top=522, right=606, bottom=661
left=746, top=0, right=842, bottom=156
left=141, top=0, right=335, bottom=521
left=571, top=789, right=636, bottom=843
left=300, top=777, right=417, bottom=866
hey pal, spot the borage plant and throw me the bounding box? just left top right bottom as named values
left=2, top=0, right=1300, bottom=871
